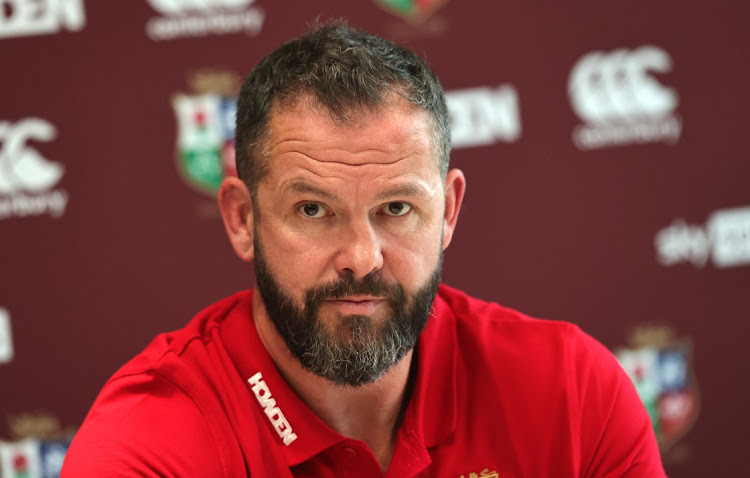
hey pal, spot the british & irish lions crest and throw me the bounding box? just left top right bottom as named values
left=172, top=70, right=240, bottom=197
left=616, top=324, right=700, bottom=457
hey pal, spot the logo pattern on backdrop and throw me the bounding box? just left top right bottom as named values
left=0, top=118, right=69, bottom=220
left=172, top=74, right=520, bottom=197
left=0, top=437, right=70, bottom=478
left=0, top=308, right=13, bottom=365
left=569, top=46, right=681, bottom=150
left=656, top=205, right=750, bottom=269
left=445, top=85, right=521, bottom=149
left=374, top=0, right=448, bottom=23
left=172, top=71, right=239, bottom=196
left=0, top=0, right=86, bottom=39
left=616, top=325, right=699, bottom=453
left=0, top=439, right=41, bottom=478
left=146, top=0, right=265, bottom=41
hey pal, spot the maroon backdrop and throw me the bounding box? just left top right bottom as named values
left=2, top=1, right=749, bottom=476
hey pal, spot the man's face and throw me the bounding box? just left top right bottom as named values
left=251, top=97, right=451, bottom=386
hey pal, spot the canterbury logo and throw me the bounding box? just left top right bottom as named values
left=248, top=372, right=298, bottom=446
left=0, top=119, right=64, bottom=194
left=145, top=0, right=265, bottom=41
left=148, top=0, right=256, bottom=14
left=569, top=46, right=677, bottom=125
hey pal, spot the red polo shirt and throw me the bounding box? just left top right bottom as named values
left=62, top=285, right=665, bottom=477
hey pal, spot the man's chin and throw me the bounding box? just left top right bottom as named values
left=330, top=315, right=380, bottom=343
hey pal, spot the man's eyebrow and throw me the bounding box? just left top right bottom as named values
left=374, top=183, right=433, bottom=201
left=286, top=181, right=341, bottom=201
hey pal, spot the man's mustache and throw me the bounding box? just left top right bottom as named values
left=304, top=272, right=405, bottom=304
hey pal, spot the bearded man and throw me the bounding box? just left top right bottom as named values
left=62, top=22, right=666, bottom=477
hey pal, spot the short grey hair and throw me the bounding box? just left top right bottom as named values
left=234, top=21, right=451, bottom=197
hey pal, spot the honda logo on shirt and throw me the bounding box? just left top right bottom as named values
left=0, top=118, right=69, bottom=220
left=568, top=46, right=681, bottom=150
left=0, top=0, right=86, bottom=39
left=145, top=0, right=265, bottom=41
left=248, top=372, right=298, bottom=445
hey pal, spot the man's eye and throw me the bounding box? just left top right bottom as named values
left=383, top=202, right=412, bottom=217
left=299, top=203, right=327, bottom=218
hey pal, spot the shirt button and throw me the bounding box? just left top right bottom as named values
left=342, top=445, right=358, bottom=457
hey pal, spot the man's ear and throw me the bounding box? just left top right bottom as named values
left=218, top=177, right=255, bottom=262
left=442, top=168, right=466, bottom=250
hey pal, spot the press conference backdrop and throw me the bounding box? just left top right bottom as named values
left=1, top=1, right=748, bottom=476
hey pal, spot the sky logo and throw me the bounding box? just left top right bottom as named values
left=656, top=206, right=750, bottom=268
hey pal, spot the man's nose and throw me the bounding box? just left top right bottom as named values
left=333, top=218, right=384, bottom=279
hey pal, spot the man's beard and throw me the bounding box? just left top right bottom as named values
left=254, top=237, right=442, bottom=387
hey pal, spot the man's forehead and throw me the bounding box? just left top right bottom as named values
left=266, top=98, right=437, bottom=164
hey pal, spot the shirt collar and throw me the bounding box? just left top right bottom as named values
left=221, top=286, right=457, bottom=466
left=407, top=285, right=458, bottom=448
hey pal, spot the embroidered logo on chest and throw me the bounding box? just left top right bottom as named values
left=459, top=469, right=499, bottom=478
left=248, top=372, right=298, bottom=445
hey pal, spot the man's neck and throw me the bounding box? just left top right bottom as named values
left=252, top=289, right=415, bottom=472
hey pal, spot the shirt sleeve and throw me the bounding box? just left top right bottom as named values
left=61, top=370, right=226, bottom=477
left=572, top=328, right=667, bottom=478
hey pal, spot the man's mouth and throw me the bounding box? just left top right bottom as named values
left=324, top=295, right=385, bottom=313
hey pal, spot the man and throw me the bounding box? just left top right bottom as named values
left=62, top=23, right=666, bottom=477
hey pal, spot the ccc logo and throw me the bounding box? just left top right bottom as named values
left=148, top=0, right=255, bottom=14
left=569, top=46, right=677, bottom=125
left=0, top=118, right=63, bottom=194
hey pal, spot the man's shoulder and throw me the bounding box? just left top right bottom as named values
left=430, top=285, right=665, bottom=476
left=62, top=369, right=227, bottom=476
left=93, top=289, right=254, bottom=427
left=61, top=291, right=254, bottom=477
left=111, top=290, right=252, bottom=380
left=436, top=283, right=581, bottom=346
left=434, top=283, right=615, bottom=384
